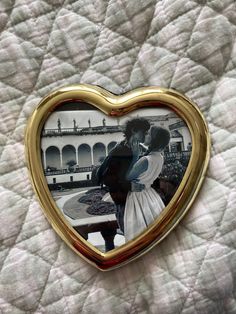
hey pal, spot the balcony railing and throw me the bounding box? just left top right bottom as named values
left=169, top=121, right=186, bottom=130
left=164, top=150, right=191, bottom=160
left=44, top=166, right=94, bottom=176
left=42, top=126, right=123, bottom=137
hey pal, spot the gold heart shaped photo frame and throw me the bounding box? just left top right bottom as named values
left=25, top=85, right=210, bottom=270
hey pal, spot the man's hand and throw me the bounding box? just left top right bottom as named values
left=131, top=181, right=145, bottom=192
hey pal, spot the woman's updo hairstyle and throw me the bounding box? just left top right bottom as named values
left=149, top=126, right=170, bottom=151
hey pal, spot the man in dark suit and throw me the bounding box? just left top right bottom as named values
left=97, top=118, right=150, bottom=233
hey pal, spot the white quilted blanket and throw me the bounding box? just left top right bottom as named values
left=0, top=0, right=236, bottom=313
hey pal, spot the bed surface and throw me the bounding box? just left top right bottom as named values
left=0, top=0, right=236, bottom=313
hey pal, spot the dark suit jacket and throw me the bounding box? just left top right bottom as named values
left=97, top=141, right=133, bottom=205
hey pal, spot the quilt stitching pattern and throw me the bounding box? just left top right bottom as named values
left=0, top=0, right=235, bottom=313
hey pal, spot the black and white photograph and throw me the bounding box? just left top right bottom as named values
left=41, top=103, right=192, bottom=252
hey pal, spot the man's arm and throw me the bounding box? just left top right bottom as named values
left=96, top=155, right=110, bottom=185
left=99, top=151, right=132, bottom=192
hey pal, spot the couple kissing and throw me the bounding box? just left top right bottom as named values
left=97, top=118, right=170, bottom=242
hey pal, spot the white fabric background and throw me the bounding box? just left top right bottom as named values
left=0, top=0, right=236, bottom=313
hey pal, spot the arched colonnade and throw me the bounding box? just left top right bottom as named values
left=42, top=141, right=117, bottom=170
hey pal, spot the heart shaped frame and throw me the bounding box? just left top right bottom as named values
left=25, top=84, right=210, bottom=270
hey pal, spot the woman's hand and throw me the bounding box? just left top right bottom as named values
left=130, top=138, right=140, bottom=159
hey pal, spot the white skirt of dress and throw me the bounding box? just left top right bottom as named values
left=124, top=187, right=165, bottom=242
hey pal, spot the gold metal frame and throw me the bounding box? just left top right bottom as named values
left=25, top=84, right=210, bottom=271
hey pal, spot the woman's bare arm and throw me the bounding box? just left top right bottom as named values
left=126, top=157, right=148, bottom=181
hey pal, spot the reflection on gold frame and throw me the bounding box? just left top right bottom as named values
left=25, top=84, right=210, bottom=271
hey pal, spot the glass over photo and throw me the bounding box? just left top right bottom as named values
left=41, top=103, right=192, bottom=252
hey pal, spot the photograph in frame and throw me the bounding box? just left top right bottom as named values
left=40, top=102, right=192, bottom=253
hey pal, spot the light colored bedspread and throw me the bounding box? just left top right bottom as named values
left=0, top=0, right=236, bottom=313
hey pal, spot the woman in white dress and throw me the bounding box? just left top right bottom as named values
left=124, top=126, right=170, bottom=242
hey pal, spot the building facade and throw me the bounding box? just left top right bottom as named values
left=41, top=113, right=191, bottom=186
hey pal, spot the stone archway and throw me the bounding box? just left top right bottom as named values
left=41, top=149, right=45, bottom=169
left=45, top=146, right=60, bottom=169
left=108, top=141, right=117, bottom=153
left=62, top=145, right=76, bottom=168
left=78, top=144, right=92, bottom=167
left=93, top=143, right=106, bottom=165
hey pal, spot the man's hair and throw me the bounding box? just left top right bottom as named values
left=149, top=126, right=170, bottom=151
left=124, top=118, right=150, bottom=139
